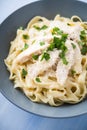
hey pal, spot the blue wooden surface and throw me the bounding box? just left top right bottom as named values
left=0, top=0, right=87, bottom=130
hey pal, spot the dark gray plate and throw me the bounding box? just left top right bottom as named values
left=0, top=0, right=87, bottom=118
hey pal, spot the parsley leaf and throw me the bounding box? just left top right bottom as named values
left=40, top=42, right=45, bottom=46
left=71, top=70, right=76, bottom=75
left=59, top=52, right=68, bottom=65
left=33, top=26, right=41, bottom=30
left=71, top=43, right=76, bottom=49
left=41, top=25, right=48, bottom=30
left=80, top=30, right=86, bottom=41
left=33, top=25, right=48, bottom=31
left=52, top=27, right=68, bottom=42
left=21, top=43, right=29, bottom=51
left=22, top=34, right=29, bottom=39
left=67, top=23, right=71, bottom=26
left=48, top=35, right=68, bottom=65
left=62, top=57, right=68, bottom=65
left=32, top=54, right=39, bottom=60
left=35, top=77, right=41, bottom=82
left=48, top=42, right=55, bottom=51
left=52, top=27, right=63, bottom=35
left=41, top=52, right=50, bottom=61
left=22, top=69, right=27, bottom=78
left=81, top=45, right=87, bottom=55
left=61, top=33, right=68, bottom=42
left=78, top=41, right=85, bottom=46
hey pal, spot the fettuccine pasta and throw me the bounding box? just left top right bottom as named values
left=5, top=15, right=87, bottom=106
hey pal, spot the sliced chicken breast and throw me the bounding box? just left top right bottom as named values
left=14, top=43, right=49, bottom=64
left=28, top=49, right=60, bottom=79
left=56, top=40, right=75, bottom=85
left=72, top=41, right=82, bottom=73
left=14, top=33, right=53, bottom=64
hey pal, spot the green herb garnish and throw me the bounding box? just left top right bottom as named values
left=48, top=35, right=68, bottom=65
left=35, top=77, right=41, bottom=82
left=61, top=33, right=68, bottom=42
left=62, top=57, right=68, bottom=65
left=32, top=54, right=39, bottom=60
left=22, top=34, right=29, bottom=39
left=67, top=23, right=71, bottom=26
left=71, top=43, right=76, bottom=49
left=22, top=69, right=27, bottom=78
left=33, top=25, right=48, bottom=31
left=78, top=41, right=85, bottom=46
left=33, top=26, right=41, bottom=30
left=40, top=42, right=45, bottom=46
left=79, top=30, right=87, bottom=55
left=21, top=43, right=29, bottom=51
left=71, top=70, right=76, bottom=75
left=41, top=25, right=48, bottom=30
left=48, top=42, right=55, bottom=51
left=81, top=45, right=87, bottom=55
left=41, top=52, right=50, bottom=61
left=48, top=37, right=66, bottom=51
left=59, top=52, right=68, bottom=65
left=52, top=27, right=63, bottom=35
left=80, top=30, right=86, bottom=41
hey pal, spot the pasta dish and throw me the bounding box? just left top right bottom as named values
left=5, top=15, right=87, bottom=106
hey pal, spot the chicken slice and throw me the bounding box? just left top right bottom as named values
left=14, top=32, right=53, bottom=64
left=28, top=50, right=60, bottom=79
left=68, top=24, right=83, bottom=42
left=50, top=21, right=83, bottom=42
left=56, top=40, right=75, bottom=86
left=14, top=43, right=49, bottom=64
left=72, top=41, right=82, bottom=73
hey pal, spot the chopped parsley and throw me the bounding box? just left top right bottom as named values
left=78, top=41, right=85, bottom=46
left=79, top=30, right=87, bottom=55
left=35, top=77, right=41, bottom=82
left=62, top=57, right=68, bottom=65
left=33, top=26, right=41, bottom=30
left=81, top=45, right=87, bottom=55
left=21, top=43, right=29, bottom=51
left=53, top=36, right=61, bottom=49
left=33, top=25, right=48, bottom=31
left=22, top=69, right=27, bottom=78
left=48, top=36, right=68, bottom=51
left=80, top=30, right=86, bottom=41
left=48, top=42, right=55, bottom=51
left=41, top=25, right=48, bottom=30
left=71, top=43, right=76, bottom=49
left=71, top=70, right=76, bottom=75
left=59, top=52, right=68, bottom=65
left=40, top=42, right=45, bottom=46
left=48, top=35, right=68, bottom=65
left=61, top=33, right=68, bottom=42
left=67, top=23, right=71, bottom=26
left=41, top=52, right=50, bottom=61
left=32, top=54, right=39, bottom=60
left=52, top=27, right=63, bottom=35
left=22, top=34, right=29, bottom=39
